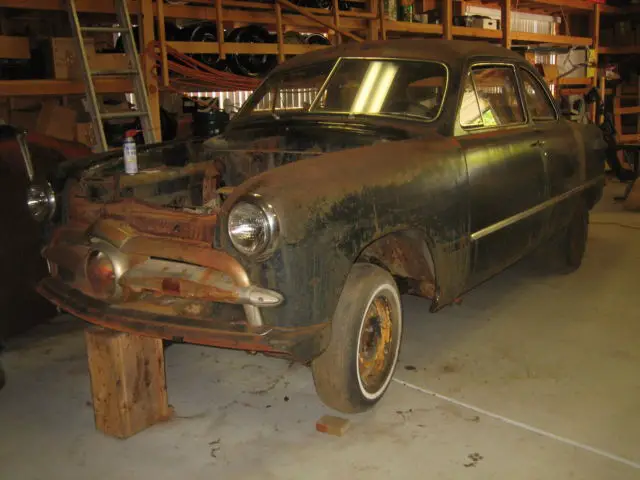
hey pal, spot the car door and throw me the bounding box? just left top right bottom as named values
left=517, top=67, right=582, bottom=237
left=455, top=63, right=549, bottom=286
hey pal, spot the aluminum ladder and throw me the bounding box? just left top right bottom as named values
left=66, top=0, right=157, bottom=152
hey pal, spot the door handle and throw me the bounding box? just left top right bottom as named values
left=531, top=139, right=546, bottom=148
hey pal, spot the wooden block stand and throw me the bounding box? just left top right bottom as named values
left=85, top=327, right=172, bottom=439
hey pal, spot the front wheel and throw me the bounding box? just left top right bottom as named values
left=311, top=264, right=402, bottom=413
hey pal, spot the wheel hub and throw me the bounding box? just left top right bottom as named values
left=358, top=296, right=393, bottom=393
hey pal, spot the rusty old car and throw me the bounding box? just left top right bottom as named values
left=35, top=40, right=605, bottom=412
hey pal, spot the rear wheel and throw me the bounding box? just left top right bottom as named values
left=543, top=199, right=589, bottom=274
left=311, top=264, right=402, bottom=413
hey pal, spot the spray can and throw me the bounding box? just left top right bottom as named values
left=123, top=129, right=138, bottom=175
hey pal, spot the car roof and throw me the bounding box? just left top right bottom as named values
left=274, top=39, right=525, bottom=72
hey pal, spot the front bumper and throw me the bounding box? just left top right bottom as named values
left=38, top=219, right=329, bottom=361
left=38, top=278, right=326, bottom=359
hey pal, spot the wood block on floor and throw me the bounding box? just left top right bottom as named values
left=85, top=327, right=171, bottom=439
left=316, top=415, right=351, bottom=436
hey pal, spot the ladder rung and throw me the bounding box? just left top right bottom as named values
left=81, top=26, right=128, bottom=33
left=100, top=111, right=149, bottom=120
left=91, top=69, right=136, bottom=76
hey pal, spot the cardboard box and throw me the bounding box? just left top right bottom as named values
left=48, top=37, right=96, bottom=79
left=76, top=122, right=95, bottom=146
left=470, top=17, right=498, bottom=30
left=0, top=36, right=30, bottom=59
left=36, top=101, right=78, bottom=141
left=91, top=53, right=130, bottom=72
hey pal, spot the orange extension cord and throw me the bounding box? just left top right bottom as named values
left=144, top=41, right=261, bottom=94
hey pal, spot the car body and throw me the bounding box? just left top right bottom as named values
left=36, top=40, right=605, bottom=412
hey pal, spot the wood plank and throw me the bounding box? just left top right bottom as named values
left=216, top=0, right=226, bottom=60
left=367, top=0, right=379, bottom=40
left=601, top=3, right=640, bottom=15
left=0, top=0, right=140, bottom=13
left=156, top=0, right=170, bottom=87
left=85, top=327, right=171, bottom=439
left=141, top=0, right=162, bottom=142
left=452, top=26, right=502, bottom=39
left=468, top=0, right=601, bottom=13
left=0, top=79, right=134, bottom=96
left=502, top=0, right=512, bottom=48
left=618, top=133, right=640, bottom=143
left=221, top=0, right=374, bottom=17
left=167, top=41, right=329, bottom=55
left=443, top=0, right=453, bottom=40
left=511, top=31, right=592, bottom=46
left=0, top=36, right=30, bottom=59
left=378, top=0, right=386, bottom=40
left=275, top=2, right=285, bottom=63
left=599, top=46, right=640, bottom=55
left=1, top=0, right=369, bottom=30
left=617, top=106, right=640, bottom=115
left=558, top=77, right=592, bottom=85
left=385, top=20, right=443, bottom=35
left=332, top=0, right=342, bottom=45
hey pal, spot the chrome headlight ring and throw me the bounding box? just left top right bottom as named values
left=227, top=194, right=279, bottom=260
left=27, top=182, right=56, bottom=222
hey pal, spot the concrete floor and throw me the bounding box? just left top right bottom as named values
left=1, top=183, right=639, bottom=480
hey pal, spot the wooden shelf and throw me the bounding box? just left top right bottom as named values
left=600, top=3, right=640, bottom=14
left=452, top=26, right=502, bottom=40
left=512, top=31, right=592, bottom=46
left=168, top=41, right=329, bottom=55
left=599, top=46, right=640, bottom=55
left=384, top=21, right=443, bottom=35
left=0, top=79, right=133, bottom=97
left=0, top=0, right=369, bottom=29
left=465, top=0, right=599, bottom=14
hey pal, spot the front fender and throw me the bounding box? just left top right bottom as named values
left=220, top=134, right=469, bottom=329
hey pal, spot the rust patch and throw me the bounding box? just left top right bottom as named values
left=359, top=233, right=436, bottom=298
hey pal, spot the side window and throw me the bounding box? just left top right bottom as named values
left=459, top=72, right=484, bottom=128
left=519, top=68, right=557, bottom=121
left=459, top=65, right=525, bottom=129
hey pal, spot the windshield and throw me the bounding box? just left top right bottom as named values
left=235, top=58, right=448, bottom=123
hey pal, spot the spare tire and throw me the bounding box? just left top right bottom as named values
left=305, top=33, right=331, bottom=45
left=227, top=25, right=277, bottom=77
left=115, top=22, right=182, bottom=53
left=190, top=23, right=221, bottom=69
left=283, top=31, right=304, bottom=59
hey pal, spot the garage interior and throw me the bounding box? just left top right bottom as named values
left=1, top=0, right=640, bottom=478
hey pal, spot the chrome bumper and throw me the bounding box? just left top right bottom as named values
left=42, top=220, right=283, bottom=327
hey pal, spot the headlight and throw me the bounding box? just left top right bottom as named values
left=27, top=182, right=56, bottom=222
left=228, top=200, right=278, bottom=257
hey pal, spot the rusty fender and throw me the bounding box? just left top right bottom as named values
left=218, top=134, right=471, bottom=330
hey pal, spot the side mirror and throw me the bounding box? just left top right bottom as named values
left=0, top=124, right=34, bottom=181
